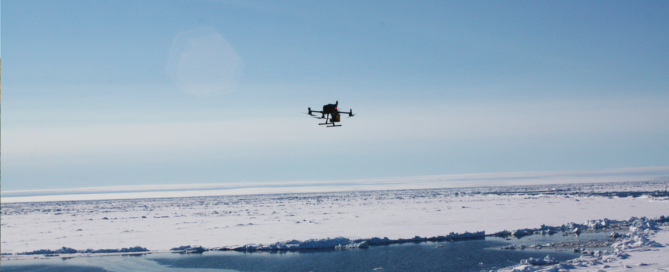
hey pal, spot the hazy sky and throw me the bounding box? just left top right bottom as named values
left=3, top=1, right=669, bottom=191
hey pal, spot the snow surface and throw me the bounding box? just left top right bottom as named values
left=2, top=180, right=669, bottom=271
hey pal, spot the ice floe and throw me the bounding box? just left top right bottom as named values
left=498, top=217, right=669, bottom=272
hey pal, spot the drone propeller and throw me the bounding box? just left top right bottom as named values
left=348, top=109, right=355, bottom=117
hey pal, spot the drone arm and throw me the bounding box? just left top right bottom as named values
left=337, top=109, right=355, bottom=117
left=307, top=107, right=324, bottom=116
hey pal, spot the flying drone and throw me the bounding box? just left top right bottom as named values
left=306, top=101, right=354, bottom=127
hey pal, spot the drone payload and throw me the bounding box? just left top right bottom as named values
left=306, top=101, right=354, bottom=127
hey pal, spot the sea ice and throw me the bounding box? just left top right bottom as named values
left=2, top=180, right=668, bottom=271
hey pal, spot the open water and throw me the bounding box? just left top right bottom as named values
left=2, top=232, right=611, bottom=272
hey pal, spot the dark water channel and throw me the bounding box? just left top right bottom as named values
left=2, top=232, right=611, bottom=272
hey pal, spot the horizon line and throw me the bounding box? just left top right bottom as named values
left=3, top=166, right=669, bottom=203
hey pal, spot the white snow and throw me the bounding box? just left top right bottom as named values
left=2, top=180, right=668, bottom=272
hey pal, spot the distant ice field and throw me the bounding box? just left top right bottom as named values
left=3, top=167, right=669, bottom=202
left=1, top=179, right=667, bottom=255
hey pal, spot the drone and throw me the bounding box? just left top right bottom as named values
left=306, top=101, right=354, bottom=127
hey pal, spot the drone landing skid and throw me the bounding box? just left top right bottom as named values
left=319, top=122, right=342, bottom=127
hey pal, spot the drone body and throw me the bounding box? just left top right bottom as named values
left=307, top=101, right=354, bottom=127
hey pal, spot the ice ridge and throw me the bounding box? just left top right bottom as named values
left=223, top=231, right=485, bottom=251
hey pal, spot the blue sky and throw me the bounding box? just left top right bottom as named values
left=3, top=1, right=669, bottom=191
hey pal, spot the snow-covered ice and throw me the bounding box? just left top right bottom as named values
left=2, top=180, right=669, bottom=271
left=498, top=217, right=669, bottom=272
